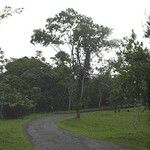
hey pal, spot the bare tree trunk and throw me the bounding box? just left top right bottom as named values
left=0, top=100, right=4, bottom=119
left=75, top=48, right=90, bottom=118
left=68, top=97, right=71, bottom=110
left=76, top=76, right=84, bottom=118
left=147, top=81, right=150, bottom=109
left=33, top=104, right=36, bottom=113
left=99, top=91, right=102, bottom=109
left=68, top=87, right=71, bottom=110
left=76, top=105, right=80, bottom=118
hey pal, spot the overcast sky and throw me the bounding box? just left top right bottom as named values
left=0, top=0, right=150, bottom=61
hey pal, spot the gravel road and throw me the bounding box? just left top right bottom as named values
left=26, top=114, right=132, bottom=150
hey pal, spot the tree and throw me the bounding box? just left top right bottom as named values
left=145, top=16, right=150, bottom=39
left=5, top=56, right=72, bottom=112
left=0, top=6, right=23, bottom=22
left=144, top=16, right=150, bottom=109
left=51, top=51, right=74, bottom=110
left=5, top=57, right=47, bottom=76
left=0, top=6, right=24, bottom=118
left=35, top=50, right=46, bottom=62
left=0, top=49, right=7, bottom=119
left=51, top=51, right=71, bottom=66
left=82, top=69, right=111, bottom=109
left=0, top=77, right=33, bottom=119
left=111, top=30, right=150, bottom=109
left=4, top=57, right=52, bottom=112
left=31, top=8, right=117, bottom=118
left=0, top=48, right=7, bottom=74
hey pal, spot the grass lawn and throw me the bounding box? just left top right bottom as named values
left=58, top=109, right=150, bottom=150
left=0, top=113, right=50, bottom=150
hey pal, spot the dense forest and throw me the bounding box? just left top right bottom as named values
left=0, top=8, right=150, bottom=119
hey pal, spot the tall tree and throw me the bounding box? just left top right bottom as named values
left=144, top=16, right=150, bottom=109
left=31, top=8, right=117, bottom=118
left=111, top=30, right=150, bottom=108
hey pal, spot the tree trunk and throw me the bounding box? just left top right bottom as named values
left=0, top=100, right=4, bottom=119
left=76, top=105, right=80, bottom=118
left=76, top=75, right=84, bottom=118
left=68, top=100, right=71, bottom=110
left=147, top=80, right=150, bottom=109
left=99, top=91, right=102, bottom=109
left=68, top=88, right=71, bottom=110
left=75, top=48, right=90, bottom=118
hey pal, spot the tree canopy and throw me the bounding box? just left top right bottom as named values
left=31, top=8, right=117, bottom=117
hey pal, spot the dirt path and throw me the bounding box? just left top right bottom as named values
left=26, top=114, right=132, bottom=150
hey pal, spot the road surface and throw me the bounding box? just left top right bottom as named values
left=26, top=114, right=132, bottom=150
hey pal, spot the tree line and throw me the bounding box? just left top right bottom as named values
left=0, top=8, right=150, bottom=119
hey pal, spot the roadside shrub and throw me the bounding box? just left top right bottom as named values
left=0, top=84, right=33, bottom=119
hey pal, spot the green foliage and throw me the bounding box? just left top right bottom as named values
left=0, top=48, right=7, bottom=73
left=35, top=50, right=46, bottom=62
left=0, top=55, right=75, bottom=116
left=31, top=8, right=116, bottom=77
left=110, top=30, right=150, bottom=109
left=31, top=8, right=117, bottom=117
left=0, top=6, right=23, bottom=22
left=5, top=57, right=47, bottom=76
left=84, top=72, right=111, bottom=108
left=0, top=83, right=32, bottom=107
left=51, top=51, right=71, bottom=66
left=145, top=16, right=150, bottom=39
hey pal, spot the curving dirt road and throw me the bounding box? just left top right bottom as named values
left=26, top=114, right=132, bottom=150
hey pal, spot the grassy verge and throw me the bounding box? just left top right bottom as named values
left=58, top=109, right=150, bottom=150
left=0, top=112, right=50, bottom=150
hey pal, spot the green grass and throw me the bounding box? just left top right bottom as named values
left=58, top=109, right=150, bottom=150
left=0, top=113, right=50, bottom=150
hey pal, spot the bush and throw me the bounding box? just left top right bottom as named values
left=0, top=84, right=33, bottom=119
left=1, top=104, right=31, bottom=119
